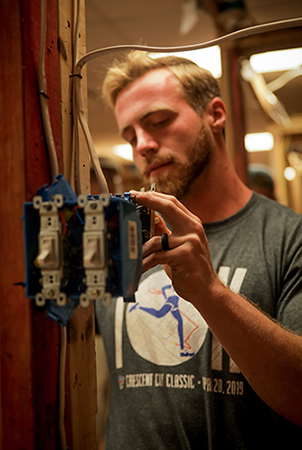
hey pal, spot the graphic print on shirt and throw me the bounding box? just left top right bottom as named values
left=126, top=270, right=208, bottom=366
left=119, top=267, right=247, bottom=370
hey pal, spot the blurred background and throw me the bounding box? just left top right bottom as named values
left=84, top=0, right=302, bottom=212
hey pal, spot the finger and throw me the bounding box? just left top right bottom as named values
left=142, top=233, right=183, bottom=258
left=131, top=190, right=194, bottom=217
left=131, top=190, right=199, bottom=232
left=142, top=235, right=161, bottom=258
left=142, top=243, right=190, bottom=275
left=154, top=213, right=170, bottom=236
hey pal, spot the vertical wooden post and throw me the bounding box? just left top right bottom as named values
left=57, top=1, right=97, bottom=449
left=23, top=0, right=62, bottom=448
left=0, top=0, right=36, bottom=431
left=221, top=44, right=248, bottom=183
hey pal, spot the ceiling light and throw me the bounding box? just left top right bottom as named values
left=250, top=48, right=302, bottom=73
left=244, top=132, right=274, bottom=152
left=112, top=144, right=133, bottom=161
left=149, top=46, right=222, bottom=78
left=284, top=166, right=296, bottom=181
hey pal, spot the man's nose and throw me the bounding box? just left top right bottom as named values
left=135, top=129, right=159, bottom=156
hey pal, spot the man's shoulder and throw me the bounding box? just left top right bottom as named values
left=252, top=193, right=302, bottom=249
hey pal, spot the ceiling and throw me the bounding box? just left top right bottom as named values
left=83, top=0, right=302, bottom=204
left=84, top=0, right=302, bottom=145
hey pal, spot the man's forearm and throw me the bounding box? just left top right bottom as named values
left=196, top=281, right=302, bottom=426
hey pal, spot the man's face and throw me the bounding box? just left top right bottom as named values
left=115, top=68, right=215, bottom=199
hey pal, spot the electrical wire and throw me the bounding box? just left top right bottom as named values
left=73, top=74, right=110, bottom=195
left=267, top=67, right=302, bottom=92
left=72, top=0, right=82, bottom=195
left=73, top=17, right=302, bottom=193
left=71, top=0, right=110, bottom=195
left=75, top=17, right=302, bottom=68
left=39, top=0, right=59, bottom=181
left=56, top=3, right=84, bottom=448
left=240, top=58, right=292, bottom=127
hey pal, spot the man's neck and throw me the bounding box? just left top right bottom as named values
left=180, top=160, right=252, bottom=224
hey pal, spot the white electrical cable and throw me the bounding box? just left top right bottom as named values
left=71, top=0, right=110, bottom=195
left=240, top=58, right=292, bottom=127
left=267, top=67, right=302, bottom=92
left=56, top=3, right=84, bottom=449
left=73, top=74, right=110, bottom=195
left=75, top=17, right=302, bottom=69
left=73, top=17, right=302, bottom=193
left=72, top=0, right=82, bottom=194
left=39, top=0, right=59, bottom=181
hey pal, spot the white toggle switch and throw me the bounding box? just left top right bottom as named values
left=83, top=234, right=104, bottom=268
left=37, top=234, right=59, bottom=269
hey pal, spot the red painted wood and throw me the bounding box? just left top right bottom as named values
left=0, top=0, right=62, bottom=448
left=22, top=0, right=62, bottom=200
left=0, top=1, right=35, bottom=448
left=23, top=0, right=62, bottom=448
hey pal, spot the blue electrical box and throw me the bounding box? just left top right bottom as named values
left=23, top=174, right=143, bottom=326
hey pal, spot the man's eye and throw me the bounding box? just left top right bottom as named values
left=154, top=118, right=170, bottom=127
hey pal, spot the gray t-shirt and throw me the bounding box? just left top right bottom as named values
left=96, top=193, right=302, bottom=449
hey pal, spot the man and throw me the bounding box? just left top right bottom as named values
left=96, top=51, right=302, bottom=449
left=248, top=163, right=276, bottom=199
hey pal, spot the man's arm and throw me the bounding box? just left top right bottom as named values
left=131, top=190, right=302, bottom=427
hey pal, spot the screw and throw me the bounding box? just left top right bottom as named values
left=92, top=289, right=100, bottom=298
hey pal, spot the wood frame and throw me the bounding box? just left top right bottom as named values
left=0, top=0, right=97, bottom=448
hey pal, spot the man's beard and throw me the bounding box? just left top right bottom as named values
left=142, top=122, right=214, bottom=200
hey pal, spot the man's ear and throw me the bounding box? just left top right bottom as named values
left=204, top=97, right=226, bottom=134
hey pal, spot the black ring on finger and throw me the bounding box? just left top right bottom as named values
left=161, top=233, right=170, bottom=251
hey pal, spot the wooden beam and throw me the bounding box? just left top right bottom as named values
left=220, top=43, right=248, bottom=182
left=57, top=1, right=97, bottom=449
left=58, top=0, right=90, bottom=194
left=22, top=1, right=62, bottom=447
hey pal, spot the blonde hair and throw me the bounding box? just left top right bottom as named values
left=102, top=51, right=221, bottom=115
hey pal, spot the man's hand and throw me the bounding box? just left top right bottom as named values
left=131, top=190, right=220, bottom=305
